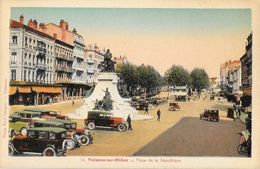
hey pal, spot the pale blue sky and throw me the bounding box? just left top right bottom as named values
left=11, top=8, right=251, bottom=35
left=11, top=8, right=252, bottom=77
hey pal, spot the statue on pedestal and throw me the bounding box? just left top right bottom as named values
left=99, top=49, right=115, bottom=72
left=93, top=88, right=113, bottom=111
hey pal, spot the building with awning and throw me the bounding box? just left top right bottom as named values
left=9, top=81, right=62, bottom=105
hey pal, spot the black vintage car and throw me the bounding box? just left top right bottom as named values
left=85, top=110, right=127, bottom=132
left=9, top=127, right=68, bottom=156
left=200, top=109, right=220, bottom=122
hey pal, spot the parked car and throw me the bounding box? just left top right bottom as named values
left=31, top=119, right=93, bottom=147
left=200, top=109, right=220, bottom=122
left=168, top=102, right=180, bottom=111
left=24, top=108, right=67, bottom=119
left=9, top=111, right=43, bottom=136
left=85, top=110, right=127, bottom=132
left=9, top=127, right=69, bottom=156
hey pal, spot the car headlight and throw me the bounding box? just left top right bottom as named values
left=84, top=130, right=90, bottom=135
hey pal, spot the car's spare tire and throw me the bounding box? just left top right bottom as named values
left=20, top=127, right=27, bottom=136
left=117, top=123, right=127, bottom=132
left=62, top=138, right=76, bottom=150
left=43, top=147, right=56, bottom=156
left=87, top=122, right=95, bottom=130
left=78, top=135, right=90, bottom=146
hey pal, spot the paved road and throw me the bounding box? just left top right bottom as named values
left=134, top=117, right=245, bottom=156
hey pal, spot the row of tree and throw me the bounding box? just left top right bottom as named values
left=164, top=65, right=210, bottom=91
left=116, top=63, right=162, bottom=96
left=116, top=63, right=210, bottom=96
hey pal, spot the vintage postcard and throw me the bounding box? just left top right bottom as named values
left=0, top=0, right=260, bottom=168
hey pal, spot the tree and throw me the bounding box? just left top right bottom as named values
left=164, top=65, right=191, bottom=86
left=190, top=68, right=210, bottom=91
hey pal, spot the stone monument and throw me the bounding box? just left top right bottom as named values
left=69, top=49, right=151, bottom=120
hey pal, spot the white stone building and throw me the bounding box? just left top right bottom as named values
left=10, top=17, right=55, bottom=84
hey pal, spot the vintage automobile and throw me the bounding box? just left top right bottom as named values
left=24, top=108, right=67, bottom=119
left=85, top=110, right=127, bottom=132
left=168, top=102, right=180, bottom=111
left=9, top=111, right=43, bottom=136
left=200, top=109, right=220, bottom=122
left=30, top=119, right=93, bottom=147
left=9, top=127, right=70, bottom=156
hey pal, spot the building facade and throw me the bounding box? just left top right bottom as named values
left=9, top=17, right=62, bottom=105
left=240, top=33, right=252, bottom=107
left=85, top=44, right=105, bottom=85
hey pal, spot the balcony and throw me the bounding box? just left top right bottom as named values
left=87, top=59, right=94, bottom=64
left=36, top=63, right=47, bottom=70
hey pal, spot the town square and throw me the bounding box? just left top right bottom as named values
left=7, top=7, right=252, bottom=158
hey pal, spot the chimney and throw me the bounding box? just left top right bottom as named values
left=28, top=19, right=34, bottom=28
left=33, top=20, right=38, bottom=29
left=60, top=19, right=68, bottom=31
left=53, top=33, right=57, bottom=39
left=39, top=23, right=46, bottom=32
left=19, top=15, right=24, bottom=24
left=72, top=28, right=77, bottom=34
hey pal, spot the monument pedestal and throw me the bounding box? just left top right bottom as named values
left=69, top=72, right=152, bottom=120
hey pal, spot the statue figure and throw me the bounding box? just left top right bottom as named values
left=102, top=88, right=113, bottom=111
left=99, top=49, right=115, bottom=72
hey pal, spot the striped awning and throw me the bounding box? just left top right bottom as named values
left=32, top=86, right=62, bottom=93
left=18, top=86, right=31, bottom=93
left=9, top=86, right=17, bottom=95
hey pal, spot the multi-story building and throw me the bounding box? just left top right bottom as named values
left=85, top=44, right=105, bottom=85
left=220, top=60, right=240, bottom=91
left=9, top=16, right=62, bottom=105
left=231, top=66, right=241, bottom=93
left=38, top=19, right=88, bottom=99
left=240, top=33, right=252, bottom=107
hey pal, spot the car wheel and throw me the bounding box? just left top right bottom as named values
left=63, top=138, right=76, bottom=150
left=88, top=122, right=95, bottom=130
left=78, top=135, right=90, bottom=146
left=43, top=147, right=56, bottom=156
left=20, top=127, right=27, bottom=136
left=117, top=123, right=127, bottom=132
left=8, top=144, right=15, bottom=156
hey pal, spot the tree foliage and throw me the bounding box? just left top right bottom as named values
left=190, top=68, right=210, bottom=91
left=116, top=63, right=162, bottom=96
left=164, top=65, right=191, bottom=86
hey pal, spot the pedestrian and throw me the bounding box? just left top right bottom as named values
left=145, top=103, right=149, bottom=114
left=127, top=114, right=132, bottom=130
left=72, top=100, right=75, bottom=106
left=157, top=109, right=161, bottom=121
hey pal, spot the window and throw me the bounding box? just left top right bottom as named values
left=39, top=132, right=48, bottom=139
left=12, top=36, right=17, bottom=44
left=11, top=52, right=17, bottom=64
left=11, top=69, right=16, bottom=80
left=24, top=70, right=26, bottom=81
left=28, top=131, right=35, bottom=138
left=49, top=132, right=55, bottom=139
left=26, top=114, right=31, bottom=118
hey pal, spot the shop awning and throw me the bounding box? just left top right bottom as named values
left=32, top=86, right=62, bottom=93
left=18, top=86, right=31, bottom=93
left=9, top=86, right=17, bottom=95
